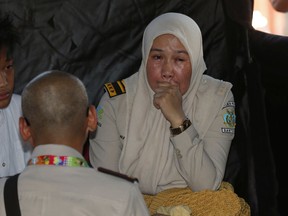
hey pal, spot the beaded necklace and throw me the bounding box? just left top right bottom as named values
left=28, top=155, right=89, bottom=168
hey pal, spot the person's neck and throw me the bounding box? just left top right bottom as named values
left=34, top=142, right=83, bottom=154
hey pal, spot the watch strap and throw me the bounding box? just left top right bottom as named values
left=170, top=118, right=191, bottom=136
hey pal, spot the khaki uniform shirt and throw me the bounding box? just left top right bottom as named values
left=0, top=145, right=150, bottom=216
left=90, top=75, right=235, bottom=194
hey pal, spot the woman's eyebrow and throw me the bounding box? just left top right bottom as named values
left=150, top=48, right=188, bottom=54
left=177, top=50, right=189, bottom=55
left=150, top=48, right=163, bottom=52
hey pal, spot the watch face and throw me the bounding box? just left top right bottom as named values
left=170, top=118, right=191, bottom=136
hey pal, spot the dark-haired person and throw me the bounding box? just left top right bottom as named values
left=0, top=13, right=32, bottom=178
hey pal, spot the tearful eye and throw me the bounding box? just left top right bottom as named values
left=6, top=64, right=13, bottom=70
left=152, top=55, right=162, bottom=60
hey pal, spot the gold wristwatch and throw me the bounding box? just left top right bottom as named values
left=170, top=117, right=192, bottom=136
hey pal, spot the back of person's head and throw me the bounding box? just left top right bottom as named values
left=21, top=70, right=96, bottom=147
left=0, top=12, right=19, bottom=59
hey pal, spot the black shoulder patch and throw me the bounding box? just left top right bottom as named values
left=98, top=167, right=138, bottom=183
left=104, top=80, right=126, bottom=98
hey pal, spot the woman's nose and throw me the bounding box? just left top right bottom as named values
left=0, top=71, right=8, bottom=87
left=161, top=61, right=174, bottom=81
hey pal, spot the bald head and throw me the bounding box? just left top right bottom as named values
left=21, top=70, right=93, bottom=145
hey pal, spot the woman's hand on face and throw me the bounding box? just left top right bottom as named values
left=153, top=81, right=186, bottom=127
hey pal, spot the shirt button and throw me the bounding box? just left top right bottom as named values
left=2, top=162, right=6, bottom=167
left=175, top=148, right=182, bottom=159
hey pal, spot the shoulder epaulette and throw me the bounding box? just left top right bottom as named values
left=104, top=80, right=126, bottom=98
left=98, top=167, right=138, bottom=183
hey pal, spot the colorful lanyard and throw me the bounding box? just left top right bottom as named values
left=28, top=155, right=89, bottom=168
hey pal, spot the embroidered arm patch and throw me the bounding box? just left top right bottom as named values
left=104, top=80, right=126, bottom=98
left=221, top=101, right=236, bottom=134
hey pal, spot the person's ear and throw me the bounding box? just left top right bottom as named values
left=87, top=105, right=97, bottom=132
left=19, top=116, right=32, bottom=142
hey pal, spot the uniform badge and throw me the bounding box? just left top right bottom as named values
left=96, top=105, right=104, bottom=120
left=104, top=80, right=126, bottom=98
left=221, top=108, right=236, bottom=134
left=223, top=109, right=236, bottom=128
left=98, top=167, right=138, bottom=183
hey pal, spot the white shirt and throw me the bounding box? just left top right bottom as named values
left=0, top=144, right=150, bottom=216
left=0, top=94, right=32, bottom=178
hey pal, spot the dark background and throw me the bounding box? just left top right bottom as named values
left=1, top=0, right=288, bottom=215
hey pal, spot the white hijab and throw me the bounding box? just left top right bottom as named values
left=120, top=13, right=207, bottom=193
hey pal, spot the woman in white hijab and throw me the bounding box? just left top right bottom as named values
left=89, top=12, right=241, bottom=209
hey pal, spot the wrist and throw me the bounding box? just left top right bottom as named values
left=170, top=115, right=186, bottom=128
left=170, top=117, right=191, bottom=136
